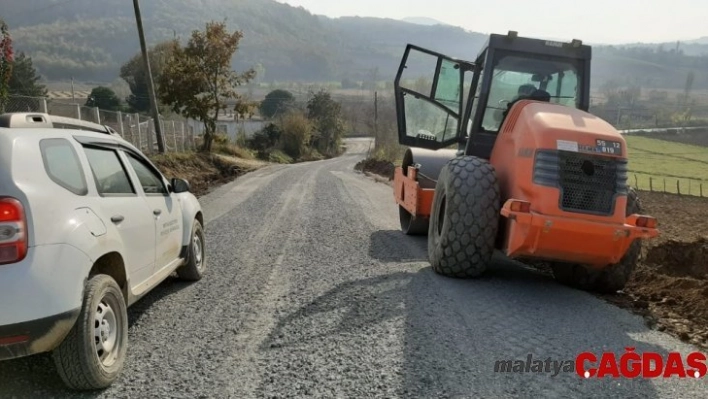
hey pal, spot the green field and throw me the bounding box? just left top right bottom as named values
left=625, top=136, right=708, bottom=196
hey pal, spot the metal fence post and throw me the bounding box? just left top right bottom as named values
left=75, top=104, right=81, bottom=119
left=94, top=107, right=101, bottom=124
left=136, top=114, right=142, bottom=151
left=145, top=118, right=152, bottom=154
left=172, top=121, right=177, bottom=152
left=117, top=111, right=124, bottom=136
left=41, top=98, right=48, bottom=113
left=181, top=122, right=185, bottom=151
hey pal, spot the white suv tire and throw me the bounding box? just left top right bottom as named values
left=176, top=219, right=206, bottom=281
left=52, top=274, right=128, bottom=390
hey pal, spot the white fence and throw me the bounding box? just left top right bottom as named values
left=4, top=95, right=198, bottom=153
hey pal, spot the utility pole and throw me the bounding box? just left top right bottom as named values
left=132, top=0, right=166, bottom=153
left=70, top=77, right=75, bottom=102
left=374, top=91, right=378, bottom=143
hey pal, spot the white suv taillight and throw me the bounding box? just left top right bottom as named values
left=0, top=197, right=27, bottom=265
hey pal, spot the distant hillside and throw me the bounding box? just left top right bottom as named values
left=401, top=17, right=449, bottom=26
left=2, top=0, right=707, bottom=90
left=686, top=37, right=708, bottom=45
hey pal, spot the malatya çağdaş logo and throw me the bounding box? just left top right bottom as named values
left=494, top=349, right=707, bottom=379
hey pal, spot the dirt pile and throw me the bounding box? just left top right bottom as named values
left=618, top=237, right=708, bottom=347
left=355, top=158, right=395, bottom=180
left=611, top=192, right=708, bottom=348
left=150, top=153, right=266, bottom=197
left=644, top=238, right=708, bottom=279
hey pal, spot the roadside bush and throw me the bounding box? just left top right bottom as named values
left=235, top=127, right=248, bottom=147
left=248, top=123, right=282, bottom=155
left=242, top=89, right=348, bottom=163
left=307, top=89, right=346, bottom=158
left=213, top=143, right=255, bottom=160
left=268, top=149, right=293, bottom=164
left=213, top=133, right=229, bottom=145
left=278, top=111, right=313, bottom=160
left=298, top=149, right=326, bottom=162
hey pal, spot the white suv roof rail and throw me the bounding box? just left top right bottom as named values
left=0, top=112, right=120, bottom=136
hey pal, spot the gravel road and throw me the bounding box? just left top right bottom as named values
left=1, top=138, right=707, bottom=398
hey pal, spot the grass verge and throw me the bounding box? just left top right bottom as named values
left=626, top=135, right=708, bottom=195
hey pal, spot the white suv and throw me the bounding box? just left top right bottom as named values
left=0, top=113, right=207, bottom=390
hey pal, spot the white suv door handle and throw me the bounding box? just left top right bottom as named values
left=110, top=215, right=124, bottom=223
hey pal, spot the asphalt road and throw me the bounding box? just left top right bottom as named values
left=1, top=138, right=706, bottom=398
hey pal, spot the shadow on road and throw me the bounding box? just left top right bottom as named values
left=0, top=276, right=194, bottom=398
left=368, top=229, right=428, bottom=263
left=260, top=229, right=678, bottom=397
left=126, top=275, right=195, bottom=328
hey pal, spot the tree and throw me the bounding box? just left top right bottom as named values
left=7, top=52, right=47, bottom=98
left=679, top=70, right=695, bottom=107
left=248, top=123, right=282, bottom=156
left=8, top=53, right=46, bottom=97
left=158, top=21, right=256, bottom=152
left=306, top=89, right=346, bottom=157
left=120, top=40, right=176, bottom=113
left=277, top=111, right=313, bottom=160
left=85, top=86, right=122, bottom=111
left=259, top=89, right=295, bottom=119
left=234, top=98, right=258, bottom=121
left=0, top=19, right=13, bottom=111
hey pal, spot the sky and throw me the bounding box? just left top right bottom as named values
left=277, top=0, right=707, bottom=44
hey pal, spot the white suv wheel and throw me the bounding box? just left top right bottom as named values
left=52, top=275, right=128, bottom=390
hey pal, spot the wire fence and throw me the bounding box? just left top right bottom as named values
left=630, top=174, right=708, bottom=197
left=5, top=92, right=708, bottom=198
left=4, top=95, right=198, bottom=153
left=590, top=103, right=708, bottom=131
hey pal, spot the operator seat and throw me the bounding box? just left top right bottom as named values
left=528, top=89, right=551, bottom=102
left=517, top=84, right=536, bottom=98
left=499, top=89, right=552, bottom=125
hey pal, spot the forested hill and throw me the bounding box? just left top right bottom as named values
left=2, top=0, right=708, bottom=89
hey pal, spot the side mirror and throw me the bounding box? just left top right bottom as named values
left=170, top=178, right=190, bottom=193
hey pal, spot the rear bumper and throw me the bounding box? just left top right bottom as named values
left=0, top=243, right=92, bottom=360
left=0, top=308, right=80, bottom=361
left=501, top=199, right=659, bottom=266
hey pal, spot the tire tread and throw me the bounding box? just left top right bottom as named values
left=428, top=156, right=500, bottom=278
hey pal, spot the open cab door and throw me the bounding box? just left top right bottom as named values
left=393, top=45, right=478, bottom=235
left=394, top=45, right=475, bottom=150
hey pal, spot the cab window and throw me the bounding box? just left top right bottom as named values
left=481, top=54, right=582, bottom=132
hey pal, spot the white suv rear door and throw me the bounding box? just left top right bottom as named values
left=82, top=146, right=157, bottom=287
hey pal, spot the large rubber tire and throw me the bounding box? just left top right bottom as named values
left=551, top=188, right=642, bottom=293
left=177, top=218, right=206, bottom=281
left=399, top=205, right=429, bottom=235
left=52, top=275, right=128, bottom=390
left=428, top=156, right=501, bottom=278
